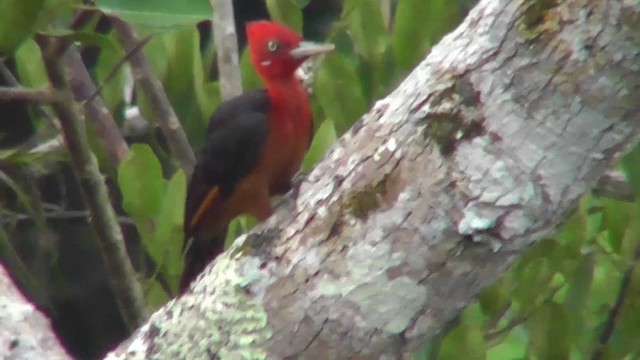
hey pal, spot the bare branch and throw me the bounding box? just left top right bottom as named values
left=85, top=35, right=151, bottom=105
left=64, top=49, right=131, bottom=166
left=210, top=0, right=243, bottom=100
left=36, top=36, right=146, bottom=330
left=0, top=87, right=58, bottom=104
left=110, top=17, right=197, bottom=175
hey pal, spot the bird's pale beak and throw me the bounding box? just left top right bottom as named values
left=289, top=41, right=335, bottom=59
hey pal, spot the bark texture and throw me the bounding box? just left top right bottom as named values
left=108, top=0, right=640, bottom=358
left=0, top=265, right=71, bottom=360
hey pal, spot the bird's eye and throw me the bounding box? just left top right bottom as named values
left=267, top=40, right=280, bottom=53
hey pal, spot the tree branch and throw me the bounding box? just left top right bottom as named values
left=210, top=0, right=243, bottom=100
left=0, top=86, right=58, bottom=104
left=110, top=17, right=197, bottom=175
left=64, top=49, right=131, bottom=166
left=107, top=0, right=640, bottom=357
left=591, top=244, right=640, bottom=360
left=36, top=36, right=146, bottom=331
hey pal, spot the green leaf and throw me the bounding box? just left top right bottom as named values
left=44, top=29, right=121, bottom=51
left=526, top=302, right=571, bottom=360
left=296, top=0, right=311, bottom=7
left=486, top=327, right=529, bottom=359
left=392, top=0, right=459, bottom=69
left=342, top=0, right=389, bottom=61
left=93, top=32, right=126, bottom=115
left=302, top=119, right=337, bottom=171
left=140, top=27, right=209, bottom=147
left=0, top=0, right=76, bottom=55
left=314, top=52, right=367, bottom=134
left=0, top=0, right=45, bottom=54
left=118, top=144, right=164, bottom=219
left=479, top=278, right=510, bottom=319
left=96, top=0, right=211, bottom=30
left=15, top=39, right=48, bottom=88
left=563, top=253, right=593, bottom=350
left=153, top=170, right=186, bottom=275
left=439, top=323, right=486, bottom=360
left=601, top=198, right=633, bottom=254
left=607, top=298, right=640, bottom=359
left=240, top=46, right=263, bottom=91
left=621, top=141, right=640, bottom=197
left=266, top=0, right=303, bottom=33
left=511, top=239, right=558, bottom=312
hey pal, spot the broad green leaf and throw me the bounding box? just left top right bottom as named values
left=314, top=52, right=367, bottom=134
left=14, top=39, right=48, bottom=88
left=168, top=27, right=208, bottom=147
left=392, top=0, right=459, bottom=69
left=511, top=239, right=558, bottom=312
left=555, top=202, right=588, bottom=264
left=96, top=0, right=211, bottom=30
left=141, top=32, right=169, bottom=81
left=296, top=0, right=310, bottom=8
left=140, top=27, right=209, bottom=147
left=302, top=119, right=337, bottom=171
left=0, top=0, right=76, bottom=54
left=266, top=0, right=303, bottom=33
left=526, top=302, right=571, bottom=360
left=439, top=323, right=486, bottom=360
left=44, top=29, right=121, bottom=51
left=486, top=327, right=528, bottom=359
left=563, top=253, right=593, bottom=350
left=342, top=0, right=388, bottom=61
left=240, top=46, right=262, bottom=91
left=201, top=81, right=221, bottom=121
left=0, top=0, right=45, bottom=54
left=621, top=140, right=640, bottom=197
left=118, top=144, right=164, bottom=219
left=479, top=277, right=510, bottom=319
left=606, top=291, right=640, bottom=359
left=154, top=170, right=186, bottom=275
left=601, top=198, right=633, bottom=253
left=94, top=32, right=126, bottom=115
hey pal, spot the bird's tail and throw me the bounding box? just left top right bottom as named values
left=179, top=227, right=228, bottom=293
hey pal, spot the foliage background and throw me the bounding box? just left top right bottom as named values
left=0, top=0, right=638, bottom=359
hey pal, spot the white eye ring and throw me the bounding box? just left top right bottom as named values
left=267, top=40, right=279, bottom=52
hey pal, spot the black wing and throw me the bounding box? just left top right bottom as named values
left=184, top=89, right=271, bottom=237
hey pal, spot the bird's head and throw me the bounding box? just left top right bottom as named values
left=246, top=21, right=334, bottom=81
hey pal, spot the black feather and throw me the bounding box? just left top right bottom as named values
left=183, top=89, right=271, bottom=236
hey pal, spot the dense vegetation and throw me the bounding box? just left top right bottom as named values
left=0, top=0, right=638, bottom=359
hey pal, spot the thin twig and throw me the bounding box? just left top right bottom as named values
left=85, top=35, right=152, bottom=104
left=0, top=208, right=136, bottom=226
left=485, top=285, right=564, bottom=345
left=0, top=61, right=59, bottom=129
left=0, top=87, right=59, bottom=103
left=110, top=16, right=197, bottom=175
left=64, top=49, right=130, bottom=165
left=35, top=35, right=146, bottom=330
left=210, top=0, right=243, bottom=100
left=591, top=245, right=640, bottom=360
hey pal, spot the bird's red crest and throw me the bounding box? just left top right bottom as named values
left=246, top=21, right=304, bottom=80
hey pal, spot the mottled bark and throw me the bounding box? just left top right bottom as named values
left=0, top=265, right=71, bottom=360
left=210, top=0, right=243, bottom=100
left=107, top=0, right=640, bottom=358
